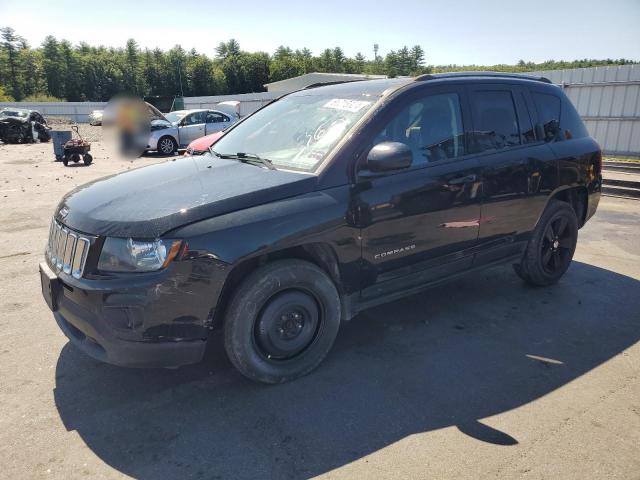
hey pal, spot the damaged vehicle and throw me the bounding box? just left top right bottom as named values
left=146, top=103, right=239, bottom=155
left=40, top=73, right=601, bottom=384
left=0, top=108, right=51, bottom=143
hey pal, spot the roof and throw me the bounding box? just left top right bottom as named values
left=289, top=78, right=413, bottom=98
left=264, top=72, right=388, bottom=88
left=285, top=71, right=556, bottom=99
left=416, top=71, right=552, bottom=84
left=265, top=71, right=554, bottom=95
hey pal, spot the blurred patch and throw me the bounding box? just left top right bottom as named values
left=103, top=95, right=152, bottom=159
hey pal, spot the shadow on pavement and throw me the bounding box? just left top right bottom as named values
left=53, top=261, right=640, bottom=479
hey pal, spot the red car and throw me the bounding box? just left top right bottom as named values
left=184, top=131, right=224, bottom=156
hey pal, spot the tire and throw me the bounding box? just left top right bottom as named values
left=71, top=153, right=81, bottom=163
left=224, top=259, right=341, bottom=384
left=83, top=153, right=93, bottom=165
left=62, top=155, right=69, bottom=166
left=157, top=136, right=177, bottom=156
left=514, top=200, right=579, bottom=286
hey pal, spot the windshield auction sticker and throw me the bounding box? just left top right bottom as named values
left=323, top=98, right=372, bottom=113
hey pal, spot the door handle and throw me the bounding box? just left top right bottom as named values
left=448, top=174, right=477, bottom=185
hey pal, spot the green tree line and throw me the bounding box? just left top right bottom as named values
left=0, top=27, right=636, bottom=102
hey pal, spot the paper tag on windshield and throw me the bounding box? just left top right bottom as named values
left=323, top=98, right=371, bottom=113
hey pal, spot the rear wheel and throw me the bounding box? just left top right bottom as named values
left=514, top=200, right=578, bottom=286
left=158, top=136, right=177, bottom=156
left=224, top=260, right=341, bottom=384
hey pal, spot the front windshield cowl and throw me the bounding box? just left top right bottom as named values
left=210, top=93, right=377, bottom=172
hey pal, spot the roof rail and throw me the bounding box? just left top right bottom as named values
left=415, top=71, right=552, bottom=84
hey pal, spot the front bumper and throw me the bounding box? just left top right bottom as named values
left=40, top=261, right=211, bottom=368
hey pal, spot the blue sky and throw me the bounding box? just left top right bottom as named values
left=1, top=0, right=639, bottom=64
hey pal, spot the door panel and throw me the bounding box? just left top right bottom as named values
left=465, top=85, right=558, bottom=263
left=353, top=87, right=482, bottom=298
left=179, top=112, right=207, bottom=146
left=205, top=111, right=229, bottom=134
left=357, top=159, right=482, bottom=298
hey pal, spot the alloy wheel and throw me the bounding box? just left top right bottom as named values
left=159, top=138, right=174, bottom=154
left=540, top=215, right=575, bottom=274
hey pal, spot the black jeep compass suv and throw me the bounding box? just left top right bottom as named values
left=40, top=72, right=602, bottom=383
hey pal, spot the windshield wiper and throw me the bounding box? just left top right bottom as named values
left=210, top=150, right=276, bottom=170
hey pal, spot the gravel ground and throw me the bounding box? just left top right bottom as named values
left=44, top=121, right=105, bottom=143
left=0, top=141, right=639, bottom=480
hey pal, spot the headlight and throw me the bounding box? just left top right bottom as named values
left=98, top=238, right=182, bottom=272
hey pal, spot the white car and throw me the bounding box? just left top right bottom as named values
left=147, top=108, right=239, bottom=155
left=88, top=110, right=103, bottom=126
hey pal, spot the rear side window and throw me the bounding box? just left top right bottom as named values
left=469, top=91, right=521, bottom=153
left=560, top=98, right=589, bottom=140
left=207, top=111, right=229, bottom=123
left=532, top=92, right=561, bottom=142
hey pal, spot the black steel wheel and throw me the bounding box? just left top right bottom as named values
left=254, top=290, right=321, bottom=360
left=514, top=200, right=579, bottom=286
left=83, top=153, right=93, bottom=165
left=224, top=260, right=341, bottom=384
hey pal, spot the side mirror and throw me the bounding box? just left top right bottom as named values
left=366, top=142, right=413, bottom=172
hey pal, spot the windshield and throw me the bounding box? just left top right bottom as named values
left=0, top=109, right=28, bottom=118
left=164, top=111, right=186, bottom=123
left=211, top=94, right=376, bottom=172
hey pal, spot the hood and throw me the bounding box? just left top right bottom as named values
left=0, top=115, right=28, bottom=124
left=57, top=155, right=317, bottom=238
left=145, top=102, right=169, bottom=122
left=187, top=131, right=224, bottom=152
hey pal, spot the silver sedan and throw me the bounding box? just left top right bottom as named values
left=147, top=109, right=238, bottom=155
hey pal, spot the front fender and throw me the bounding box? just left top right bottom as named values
left=148, top=128, right=178, bottom=149
left=168, top=185, right=361, bottom=291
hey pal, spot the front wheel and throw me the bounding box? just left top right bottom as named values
left=514, top=200, right=579, bottom=286
left=157, top=136, right=177, bottom=156
left=224, top=260, right=341, bottom=384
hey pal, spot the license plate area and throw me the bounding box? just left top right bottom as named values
left=40, top=262, right=60, bottom=312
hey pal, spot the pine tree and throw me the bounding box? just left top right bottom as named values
left=0, top=27, right=24, bottom=100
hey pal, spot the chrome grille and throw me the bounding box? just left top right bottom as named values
left=45, top=219, right=91, bottom=279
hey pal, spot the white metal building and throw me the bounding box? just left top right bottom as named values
left=532, top=65, right=640, bottom=157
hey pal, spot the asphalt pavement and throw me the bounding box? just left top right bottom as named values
left=0, top=142, right=638, bottom=479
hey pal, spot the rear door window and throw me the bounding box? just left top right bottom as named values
left=469, top=90, right=521, bottom=153
left=206, top=111, right=229, bottom=123
left=532, top=92, right=562, bottom=142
